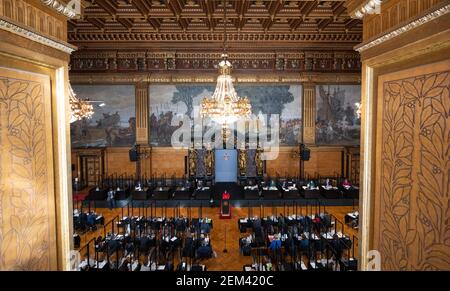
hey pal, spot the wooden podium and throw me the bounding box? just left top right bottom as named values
left=220, top=191, right=231, bottom=219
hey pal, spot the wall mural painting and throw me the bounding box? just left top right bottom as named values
left=315, top=84, right=361, bottom=145
left=149, top=84, right=302, bottom=147
left=70, top=85, right=136, bottom=147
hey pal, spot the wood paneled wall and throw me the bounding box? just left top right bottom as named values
left=0, top=0, right=68, bottom=41
left=72, top=146, right=353, bottom=180
left=356, top=0, right=450, bottom=270
left=0, top=0, right=75, bottom=270
left=374, top=59, right=450, bottom=270
left=363, top=0, right=446, bottom=41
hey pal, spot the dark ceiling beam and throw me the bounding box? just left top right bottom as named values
left=235, top=0, right=249, bottom=31
left=317, top=18, right=332, bottom=32
left=201, top=0, right=216, bottom=31
left=86, top=17, right=105, bottom=29
left=132, top=0, right=151, bottom=17
left=167, top=0, right=186, bottom=30
left=167, top=0, right=183, bottom=18
left=117, top=18, right=134, bottom=30
left=345, top=18, right=361, bottom=31
left=300, top=1, right=318, bottom=20
left=263, top=0, right=284, bottom=31
left=332, top=2, right=346, bottom=20
left=179, top=18, right=190, bottom=30
left=288, top=18, right=303, bottom=31
left=147, top=18, right=161, bottom=31
left=94, top=0, right=118, bottom=18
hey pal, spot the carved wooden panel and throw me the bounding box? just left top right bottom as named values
left=135, top=82, right=148, bottom=144
left=0, top=0, right=67, bottom=41
left=363, top=0, right=446, bottom=41
left=303, top=84, right=316, bottom=144
left=375, top=59, right=450, bottom=270
left=70, top=50, right=361, bottom=74
left=0, top=67, right=57, bottom=270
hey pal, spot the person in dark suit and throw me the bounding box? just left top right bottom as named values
left=299, top=234, right=310, bottom=256
left=278, top=214, right=287, bottom=234
left=139, top=236, right=151, bottom=254
left=86, top=212, right=96, bottom=230
left=197, top=243, right=212, bottom=259
left=252, top=217, right=262, bottom=231
left=107, top=188, right=116, bottom=209
left=200, top=221, right=211, bottom=234
left=269, top=234, right=281, bottom=251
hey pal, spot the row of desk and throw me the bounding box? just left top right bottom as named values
left=243, top=185, right=359, bottom=200
left=86, top=186, right=213, bottom=201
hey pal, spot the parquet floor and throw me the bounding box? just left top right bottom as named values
left=75, top=205, right=358, bottom=271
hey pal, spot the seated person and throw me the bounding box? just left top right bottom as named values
left=86, top=212, right=96, bottom=230
left=139, top=236, right=152, bottom=254
left=268, top=234, right=281, bottom=251
left=125, top=241, right=134, bottom=256
left=252, top=216, right=262, bottom=230
left=306, top=180, right=316, bottom=190
left=269, top=180, right=277, bottom=190
left=196, top=243, right=213, bottom=259
left=135, top=182, right=143, bottom=191
left=200, top=220, right=211, bottom=234
left=299, top=234, right=310, bottom=253
left=342, top=178, right=352, bottom=189
left=323, top=178, right=335, bottom=190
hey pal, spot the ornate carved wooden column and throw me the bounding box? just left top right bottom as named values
left=135, top=82, right=151, bottom=177
left=135, top=82, right=149, bottom=144
left=302, top=83, right=316, bottom=144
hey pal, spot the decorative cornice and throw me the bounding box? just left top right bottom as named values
left=41, top=0, right=78, bottom=19
left=68, top=72, right=361, bottom=84
left=0, top=18, right=77, bottom=54
left=68, top=32, right=362, bottom=43
left=351, top=0, right=383, bottom=19
left=355, top=4, right=450, bottom=52
left=70, top=49, right=361, bottom=73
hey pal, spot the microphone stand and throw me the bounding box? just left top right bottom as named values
left=223, top=225, right=228, bottom=253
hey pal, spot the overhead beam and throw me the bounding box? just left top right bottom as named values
left=263, top=0, right=284, bottom=30
left=345, top=18, right=361, bottom=31
left=86, top=17, right=105, bottom=29
left=94, top=0, right=118, bottom=18
left=117, top=18, right=134, bottom=30
left=332, top=2, right=347, bottom=20
left=147, top=18, right=161, bottom=31
left=317, top=18, right=332, bottom=31
left=132, top=0, right=151, bottom=17
left=301, top=1, right=319, bottom=20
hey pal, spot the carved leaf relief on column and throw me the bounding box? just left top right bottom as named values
left=0, top=72, right=54, bottom=270
left=379, top=68, right=450, bottom=270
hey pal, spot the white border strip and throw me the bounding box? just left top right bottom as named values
left=355, top=4, right=450, bottom=52
left=0, top=19, right=76, bottom=54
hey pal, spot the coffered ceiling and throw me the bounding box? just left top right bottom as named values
left=68, top=0, right=362, bottom=50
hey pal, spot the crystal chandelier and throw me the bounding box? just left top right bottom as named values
left=200, top=0, right=251, bottom=131
left=69, top=83, right=94, bottom=123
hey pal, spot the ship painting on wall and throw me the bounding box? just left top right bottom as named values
left=149, top=84, right=302, bottom=147
left=70, top=85, right=136, bottom=147
left=315, top=84, right=361, bottom=145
